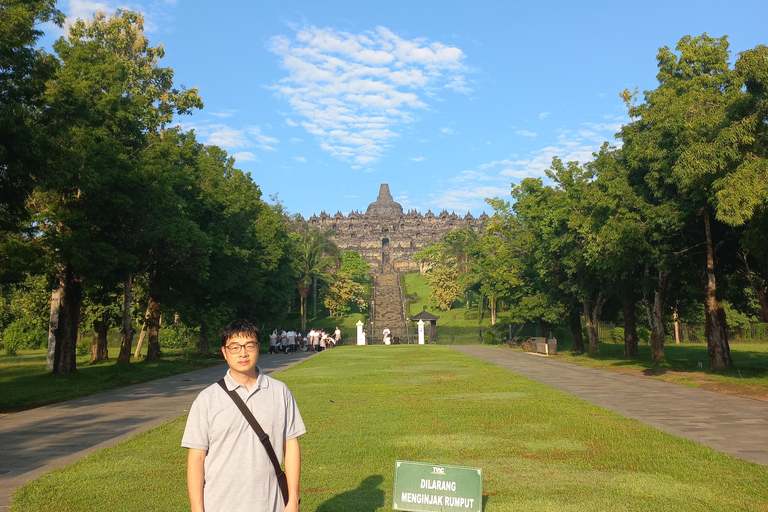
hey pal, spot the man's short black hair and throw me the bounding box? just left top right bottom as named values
left=221, top=319, right=261, bottom=347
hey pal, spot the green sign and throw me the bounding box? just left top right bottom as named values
left=392, top=461, right=482, bottom=512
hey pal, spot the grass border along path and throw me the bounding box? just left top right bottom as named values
left=0, top=347, right=223, bottom=412
left=12, top=345, right=768, bottom=512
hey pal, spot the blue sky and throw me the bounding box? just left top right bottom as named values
left=45, top=0, right=768, bottom=218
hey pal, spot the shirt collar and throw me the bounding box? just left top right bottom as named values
left=223, top=367, right=267, bottom=392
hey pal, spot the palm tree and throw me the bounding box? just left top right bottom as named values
left=292, top=228, right=339, bottom=331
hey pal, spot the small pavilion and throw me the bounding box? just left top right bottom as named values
left=408, top=308, right=440, bottom=343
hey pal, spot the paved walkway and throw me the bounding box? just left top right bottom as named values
left=0, top=351, right=314, bottom=510
left=452, top=346, right=768, bottom=466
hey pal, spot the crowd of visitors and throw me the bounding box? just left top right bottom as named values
left=268, top=326, right=343, bottom=354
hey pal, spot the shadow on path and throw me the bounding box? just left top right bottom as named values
left=316, top=475, right=385, bottom=512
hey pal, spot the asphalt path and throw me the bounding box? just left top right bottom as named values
left=0, top=351, right=314, bottom=510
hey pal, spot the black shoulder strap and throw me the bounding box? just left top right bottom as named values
left=218, top=379, right=289, bottom=506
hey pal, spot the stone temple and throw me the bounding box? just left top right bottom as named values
left=307, top=184, right=487, bottom=274
left=307, top=184, right=487, bottom=343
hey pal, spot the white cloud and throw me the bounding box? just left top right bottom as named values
left=538, top=112, right=550, bottom=119
left=440, top=127, right=455, bottom=134
left=285, top=118, right=299, bottom=127
left=269, top=25, right=469, bottom=166
left=208, top=125, right=250, bottom=149
left=210, top=111, right=236, bottom=118
left=232, top=152, right=258, bottom=162
left=200, top=123, right=279, bottom=153
left=411, top=156, right=426, bottom=162
left=294, top=156, right=307, bottom=163
left=428, top=186, right=509, bottom=212
left=516, top=130, right=537, bottom=137
left=585, top=122, right=624, bottom=133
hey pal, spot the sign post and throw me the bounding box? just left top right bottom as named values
left=393, top=461, right=482, bottom=512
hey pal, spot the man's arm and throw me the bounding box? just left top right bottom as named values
left=187, top=448, right=206, bottom=512
left=284, top=437, right=301, bottom=512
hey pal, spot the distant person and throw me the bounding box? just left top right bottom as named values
left=182, top=319, right=304, bottom=512
left=269, top=329, right=278, bottom=354
left=334, top=326, right=341, bottom=347
left=383, top=326, right=391, bottom=345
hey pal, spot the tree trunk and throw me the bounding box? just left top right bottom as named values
left=569, top=310, right=584, bottom=352
left=752, top=278, right=768, bottom=322
left=740, top=253, right=768, bottom=322
left=583, top=291, right=604, bottom=355
left=117, top=274, right=135, bottom=364
left=145, top=295, right=162, bottom=360
left=313, top=276, right=317, bottom=317
left=133, top=322, right=147, bottom=359
left=300, top=295, right=307, bottom=332
left=91, top=311, right=109, bottom=363
left=703, top=212, right=733, bottom=369
left=46, top=265, right=82, bottom=374
left=623, top=288, right=639, bottom=357
left=490, top=295, right=497, bottom=326
left=539, top=319, right=551, bottom=338
left=642, top=269, right=667, bottom=363
left=673, top=308, right=681, bottom=344
left=198, top=324, right=210, bottom=355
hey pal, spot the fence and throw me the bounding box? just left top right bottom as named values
left=334, top=321, right=768, bottom=347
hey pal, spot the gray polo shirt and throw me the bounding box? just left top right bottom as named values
left=182, top=368, right=306, bottom=512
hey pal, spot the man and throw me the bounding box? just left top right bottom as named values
left=182, top=319, right=305, bottom=512
left=333, top=326, right=341, bottom=347
left=269, top=329, right=278, bottom=354
left=383, top=325, right=391, bottom=345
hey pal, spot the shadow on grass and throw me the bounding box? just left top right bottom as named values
left=316, top=475, right=385, bottom=512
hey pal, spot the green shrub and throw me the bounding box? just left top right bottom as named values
left=482, top=330, right=495, bottom=345
left=1, top=320, right=46, bottom=355
left=77, top=336, right=90, bottom=356
left=159, top=325, right=197, bottom=349
left=612, top=327, right=625, bottom=343
left=637, top=327, right=651, bottom=344
left=463, top=311, right=479, bottom=320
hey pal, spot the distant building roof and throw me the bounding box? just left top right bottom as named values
left=366, top=183, right=403, bottom=218
left=409, top=310, right=440, bottom=321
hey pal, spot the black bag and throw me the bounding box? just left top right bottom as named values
left=217, top=379, right=290, bottom=506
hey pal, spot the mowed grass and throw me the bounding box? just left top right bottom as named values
left=554, top=341, right=768, bottom=389
left=11, top=346, right=768, bottom=511
left=404, top=272, right=512, bottom=328
left=0, top=347, right=223, bottom=411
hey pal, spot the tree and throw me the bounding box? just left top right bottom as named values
left=619, top=35, right=768, bottom=368
left=428, top=262, right=462, bottom=311
left=291, top=229, right=338, bottom=331
left=0, top=0, right=62, bottom=231
left=37, top=10, right=201, bottom=371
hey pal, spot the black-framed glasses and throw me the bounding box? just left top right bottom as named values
left=225, top=341, right=260, bottom=354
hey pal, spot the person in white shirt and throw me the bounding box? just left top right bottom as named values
left=286, top=330, right=296, bottom=353
left=308, top=329, right=316, bottom=352
left=269, top=329, right=278, bottom=354
left=333, top=326, right=341, bottom=347
left=383, top=326, right=391, bottom=345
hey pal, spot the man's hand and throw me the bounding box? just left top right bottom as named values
left=284, top=437, right=301, bottom=512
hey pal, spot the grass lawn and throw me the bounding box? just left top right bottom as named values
left=11, top=346, right=768, bottom=511
left=0, top=347, right=223, bottom=411
left=551, top=340, right=768, bottom=392
left=404, top=272, right=514, bottom=328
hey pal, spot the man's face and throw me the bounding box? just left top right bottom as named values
left=222, top=333, right=260, bottom=376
